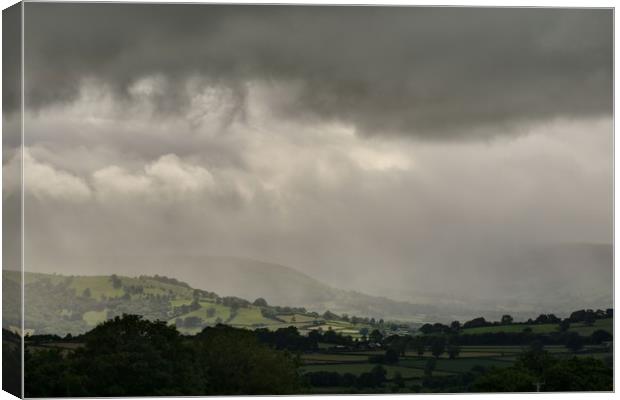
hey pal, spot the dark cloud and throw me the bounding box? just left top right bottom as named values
left=3, top=3, right=21, bottom=117
left=23, top=4, right=612, bottom=139
left=11, top=3, right=613, bottom=316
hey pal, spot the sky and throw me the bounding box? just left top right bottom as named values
left=3, top=4, right=613, bottom=306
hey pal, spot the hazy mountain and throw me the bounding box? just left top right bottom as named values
left=160, top=243, right=612, bottom=321
left=392, top=243, right=613, bottom=316
left=487, top=243, right=613, bottom=312
left=146, top=256, right=443, bottom=322
left=18, top=243, right=612, bottom=325
left=138, top=256, right=538, bottom=323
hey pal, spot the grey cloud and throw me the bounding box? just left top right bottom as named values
left=21, top=112, right=613, bottom=312
left=23, top=4, right=612, bottom=139
left=2, top=3, right=21, bottom=115
left=13, top=4, right=613, bottom=316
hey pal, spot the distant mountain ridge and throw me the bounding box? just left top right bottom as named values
left=3, top=270, right=405, bottom=336
left=143, top=244, right=612, bottom=321
left=148, top=255, right=463, bottom=322
left=10, top=243, right=612, bottom=332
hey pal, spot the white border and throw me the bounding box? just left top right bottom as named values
left=0, top=1, right=616, bottom=400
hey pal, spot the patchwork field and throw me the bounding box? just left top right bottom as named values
left=299, top=342, right=612, bottom=391
left=461, top=318, right=613, bottom=336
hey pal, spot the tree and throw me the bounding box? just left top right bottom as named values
left=474, top=348, right=613, bottom=392
left=25, top=315, right=205, bottom=397
left=472, top=367, right=536, bottom=392
left=358, top=327, right=369, bottom=339
left=109, top=274, right=122, bottom=289
left=196, top=325, right=302, bottom=394
left=559, top=320, right=570, bottom=332
left=322, top=310, right=339, bottom=320
left=447, top=344, right=461, bottom=359
left=591, top=329, right=612, bottom=345
left=544, top=357, right=612, bottom=391
left=356, top=365, right=387, bottom=388
left=424, top=358, right=436, bottom=377
left=384, top=348, right=399, bottom=364
left=476, top=344, right=552, bottom=392
left=430, top=336, right=446, bottom=358
left=252, top=298, right=268, bottom=307
left=393, top=372, right=405, bottom=390
left=534, top=314, right=549, bottom=324
left=463, top=317, right=488, bottom=329
left=419, top=324, right=434, bottom=335
left=501, top=315, right=513, bottom=325
left=583, top=312, right=596, bottom=327
left=565, top=333, right=584, bottom=353
left=82, top=288, right=91, bottom=298
left=369, top=329, right=383, bottom=343
left=450, top=320, right=461, bottom=332
left=413, top=337, right=425, bottom=357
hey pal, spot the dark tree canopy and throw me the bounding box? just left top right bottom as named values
left=25, top=315, right=301, bottom=397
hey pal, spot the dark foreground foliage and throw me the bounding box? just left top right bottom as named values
left=25, top=315, right=301, bottom=397
left=3, top=329, right=22, bottom=397
left=22, top=313, right=613, bottom=396
left=472, top=346, right=613, bottom=392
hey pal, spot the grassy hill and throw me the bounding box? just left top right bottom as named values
left=22, top=243, right=611, bottom=324
left=124, top=249, right=613, bottom=322
left=5, top=270, right=377, bottom=336
left=117, top=255, right=486, bottom=322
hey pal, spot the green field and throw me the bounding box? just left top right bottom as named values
left=300, top=341, right=612, bottom=392
left=460, top=318, right=612, bottom=336
left=569, top=319, right=613, bottom=336
left=173, top=302, right=231, bottom=323
left=461, top=323, right=559, bottom=335
left=228, top=307, right=276, bottom=326
left=14, top=270, right=614, bottom=352
left=67, top=276, right=125, bottom=300
left=82, top=309, right=108, bottom=326
left=301, top=362, right=433, bottom=379
left=398, top=355, right=513, bottom=373
left=277, top=313, right=320, bottom=324
left=302, top=353, right=370, bottom=363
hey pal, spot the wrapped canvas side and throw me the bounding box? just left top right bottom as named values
left=2, top=2, right=23, bottom=398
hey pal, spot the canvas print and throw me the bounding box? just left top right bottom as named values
left=2, top=2, right=614, bottom=397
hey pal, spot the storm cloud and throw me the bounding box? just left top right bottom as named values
left=21, top=4, right=612, bottom=139
left=9, top=4, right=613, bottom=314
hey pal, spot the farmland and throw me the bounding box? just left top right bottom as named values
left=22, top=314, right=613, bottom=395
left=9, top=271, right=375, bottom=336
left=10, top=270, right=614, bottom=394
left=297, top=342, right=612, bottom=393
left=460, top=318, right=613, bottom=336
left=18, top=278, right=613, bottom=396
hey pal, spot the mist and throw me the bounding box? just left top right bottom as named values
left=7, top=4, right=612, bottom=315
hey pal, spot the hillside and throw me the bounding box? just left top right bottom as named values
left=378, top=243, right=613, bottom=316
left=9, top=242, right=611, bottom=334
left=126, top=255, right=488, bottom=322
left=110, top=245, right=613, bottom=321
left=4, top=271, right=381, bottom=336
